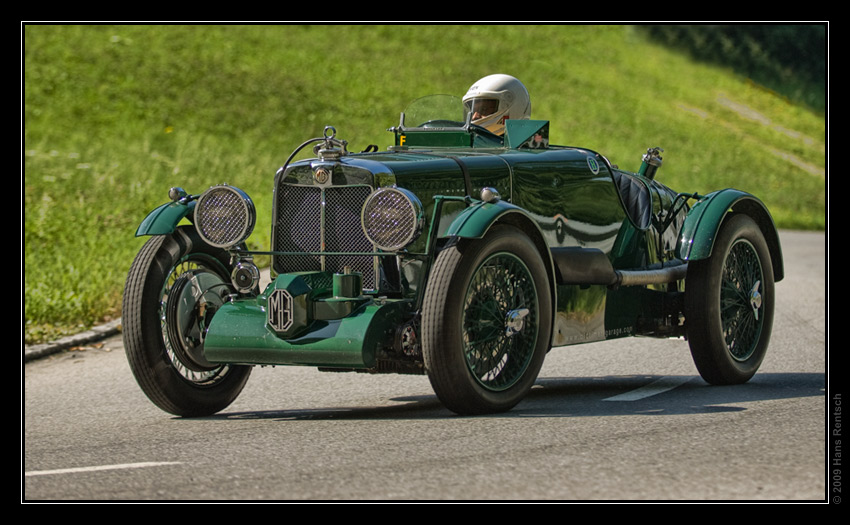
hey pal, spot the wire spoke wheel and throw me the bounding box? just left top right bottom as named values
left=422, top=225, right=552, bottom=415
left=719, top=240, right=765, bottom=361
left=123, top=227, right=251, bottom=416
left=685, top=214, right=775, bottom=385
left=462, top=253, right=538, bottom=391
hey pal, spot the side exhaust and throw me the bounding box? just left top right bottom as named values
left=552, top=247, right=687, bottom=287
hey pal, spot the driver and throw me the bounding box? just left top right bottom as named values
left=462, top=74, right=531, bottom=136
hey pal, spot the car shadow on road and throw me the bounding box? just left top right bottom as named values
left=210, top=371, right=824, bottom=421
left=516, top=371, right=825, bottom=418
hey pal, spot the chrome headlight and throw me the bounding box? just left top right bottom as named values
left=194, top=185, right=256, bottom=248
left=362, top=187, right=424, bottom=251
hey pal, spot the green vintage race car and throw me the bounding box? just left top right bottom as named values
left=122, top=90, right=783, bottom=417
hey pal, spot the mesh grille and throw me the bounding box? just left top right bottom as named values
left=324, top=186, right=375, bottom=283
left=274, top=185, right=322, bottom=272
left=274, top=183, right=377, bottom=289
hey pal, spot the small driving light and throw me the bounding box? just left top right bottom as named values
left=231, top=260, right=260, bottom=294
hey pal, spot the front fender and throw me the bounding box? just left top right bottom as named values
left=135, top=200, right=195, bottom=237
left=676, top=189, right=784, bottom=281
left=444, top=198, right=532, bottom=239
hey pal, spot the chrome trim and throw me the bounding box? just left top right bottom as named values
left=267, top=288, right=294, bottom=333
left=231, top=260, right=260, bottom=294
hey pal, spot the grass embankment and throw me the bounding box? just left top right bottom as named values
left=23, top=25, right=826, bottom=343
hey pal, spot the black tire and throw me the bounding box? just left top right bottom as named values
left=421, top=225, right=552, bottom=415
left=685, top=214, right=775, bottom=385
left=122, top=226, right=251, bottom=416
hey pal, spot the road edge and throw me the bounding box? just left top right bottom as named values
left=24, top=269, right=273, bottom=363
left=24, top=319, right=123, bottom=363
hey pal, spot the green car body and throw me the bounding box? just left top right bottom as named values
left=124, top=96, right=784, bottom=416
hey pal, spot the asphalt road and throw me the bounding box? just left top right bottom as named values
left=23, top=230, right=828, bottom=501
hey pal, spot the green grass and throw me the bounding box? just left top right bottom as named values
left=23, top=24, right=826, bottom=344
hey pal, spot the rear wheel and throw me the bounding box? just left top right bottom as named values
left=422, top=226, right=552, bottom=415
left=685, top=214, right=775, bottom=385
left=122, top=226, right=251, bottom=416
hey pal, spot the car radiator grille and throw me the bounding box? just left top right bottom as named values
left=273, top=183, right=377, bottom=290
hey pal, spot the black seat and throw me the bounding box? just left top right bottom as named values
left=612, top=171, right=652, bottom=230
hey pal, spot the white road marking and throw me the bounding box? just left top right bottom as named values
left=603, top=376, right=694, bottom=401
left=25, top=461, right=181, bottom=477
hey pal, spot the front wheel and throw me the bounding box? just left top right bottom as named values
left=122, top=226, right=251, bottom=416
left=685, top=214, right=775, bottom=385
left=421, top=226, right=552, bottom=415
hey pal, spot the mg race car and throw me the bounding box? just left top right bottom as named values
left=122, top=81, right=783, bottom=417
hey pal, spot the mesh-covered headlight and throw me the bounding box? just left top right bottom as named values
left=362, top=187, right=424, bottom=251
left=194, top=185, right=256, bottom=248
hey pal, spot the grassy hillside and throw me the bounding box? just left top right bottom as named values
left=23, top=24, right=826, bottom=343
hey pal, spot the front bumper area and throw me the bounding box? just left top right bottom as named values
left=202, top=272, right=413, bottom=369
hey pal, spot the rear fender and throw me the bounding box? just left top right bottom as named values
left=676, top=189, right=784, bottom=281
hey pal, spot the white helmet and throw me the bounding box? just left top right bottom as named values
left=462, top=74, right=531, bottom=135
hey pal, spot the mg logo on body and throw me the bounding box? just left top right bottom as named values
left=267, top=288, right=294, bottom=332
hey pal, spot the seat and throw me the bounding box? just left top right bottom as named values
left=612, top=171, right=652, bottom=230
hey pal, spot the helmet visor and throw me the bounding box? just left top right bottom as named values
left=464, top=98, right=501, bottom=120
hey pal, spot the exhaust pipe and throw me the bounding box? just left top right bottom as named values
left=552, top=247, right=687, bottom=287
left=615, top=261, right=688, bottom=287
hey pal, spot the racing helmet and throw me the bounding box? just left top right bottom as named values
left=462, top=74, right=531, bottom=135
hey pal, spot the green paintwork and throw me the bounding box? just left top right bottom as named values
left=204, top=141, right=664, bottom=366
left=397, top=130, right=473, bottom=148
left=677, top=189, right=784, bottom=282
left=135, top=200, right=194, bottom=236
left=332, top=271, right=363, bottom=299
left=203, top=285, right=412, bottom=369
left=444, top=199, right=527, bottom=239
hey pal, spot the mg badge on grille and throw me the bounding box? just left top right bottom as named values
left=267, top=289, right=294, bottom=332
left=314, top=167, right=331, bottom=185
